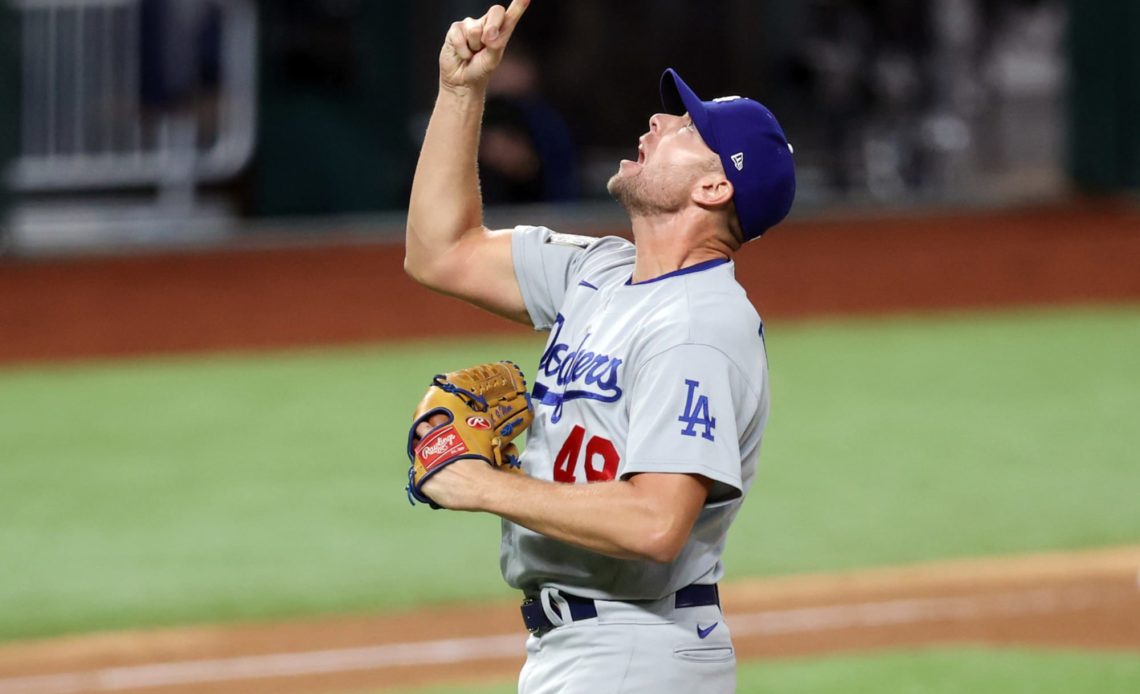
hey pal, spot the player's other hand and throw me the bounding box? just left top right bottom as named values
left=412, top=414, right=491, bottom=511
left=439, top=0, right=530, bottom=93
left=419, top=458, right=494, bottom=511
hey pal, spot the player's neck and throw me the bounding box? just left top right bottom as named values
left=628, top=213, right=733, bottom=284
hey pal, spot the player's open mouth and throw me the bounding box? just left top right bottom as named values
left=637, top=145, right=646, bottom=165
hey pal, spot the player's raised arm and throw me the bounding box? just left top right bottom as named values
left=404, top=0, right=532, bottom=324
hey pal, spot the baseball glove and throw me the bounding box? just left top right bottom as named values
left=406, top=361, right=533, bottom=508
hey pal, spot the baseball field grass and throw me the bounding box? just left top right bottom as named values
left=385, top=647, right=1140, bottom=694
left=1, top=306, right=1138, bottom=642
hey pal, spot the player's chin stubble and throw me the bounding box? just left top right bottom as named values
left=607, top=167, right=683, bottom=217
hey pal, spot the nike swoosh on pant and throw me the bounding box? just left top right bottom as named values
left=697, top=622, right=719, bottom=639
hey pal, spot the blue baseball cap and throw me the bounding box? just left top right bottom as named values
left=660, top=68, right=796, bottom=240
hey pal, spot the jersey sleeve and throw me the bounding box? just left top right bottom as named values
left=622, top=343, right=756, bottom=504
left=511, top=225, right=595, bottom=331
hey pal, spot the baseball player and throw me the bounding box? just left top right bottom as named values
left=404, top=1, right=795, bottom=691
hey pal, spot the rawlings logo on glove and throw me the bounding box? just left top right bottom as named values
left=418, top=427, right=468, bottom=466
left=406, top=361, right=533, bottom=508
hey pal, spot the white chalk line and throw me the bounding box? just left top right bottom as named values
left=0, top=585, right=1131, bottom=694
left=728, top=586, right=1109, bottom=636
left=0, top=635, right=523, bottom=694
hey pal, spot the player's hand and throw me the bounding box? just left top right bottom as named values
left=419, top=458, right=495, bottom=511
left=412, top=413, right=491, bottom=511
left=439, top=0, right=530, bottom=93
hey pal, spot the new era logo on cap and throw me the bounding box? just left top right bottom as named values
left=660, top=68, right=796, bottom=241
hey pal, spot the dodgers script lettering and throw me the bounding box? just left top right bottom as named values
left=534, top=314, right=623, bottom=422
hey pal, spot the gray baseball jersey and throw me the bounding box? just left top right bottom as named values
left=504, top=225, right=770, bottom=600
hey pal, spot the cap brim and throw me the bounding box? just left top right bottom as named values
left=660, top=68, right=718, bottom=152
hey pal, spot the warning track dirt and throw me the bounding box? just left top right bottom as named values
left=2, top=203, right=1139, bottom=365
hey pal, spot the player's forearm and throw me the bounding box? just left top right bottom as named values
left=405, top=85, right=487, bottom=280
left=480, top=473, right=686, bottom=563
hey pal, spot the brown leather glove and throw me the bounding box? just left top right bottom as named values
left=406, top=361, right=533, bottom=508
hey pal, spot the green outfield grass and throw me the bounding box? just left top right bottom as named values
left=1, top=307, right=1139, bottom=641
left=384, top=647, right=1140, bottom=694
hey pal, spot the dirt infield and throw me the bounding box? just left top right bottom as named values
left=0, top=547, right=1137, bottom=693
left=1, top=202, right=1138, bottom=364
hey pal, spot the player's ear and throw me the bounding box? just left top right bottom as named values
left=692, top=173, right=734, bottom=209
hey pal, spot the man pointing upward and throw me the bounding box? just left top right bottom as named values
left=404, top=1, right=796, bottom=691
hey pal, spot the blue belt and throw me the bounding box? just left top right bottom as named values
left=520, top=584, right=720, bottom=635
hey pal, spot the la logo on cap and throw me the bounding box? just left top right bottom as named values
left=731, top=152, right=745, bottom=171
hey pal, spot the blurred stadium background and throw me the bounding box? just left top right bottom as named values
left=0, top=1, right=1138, bottom=693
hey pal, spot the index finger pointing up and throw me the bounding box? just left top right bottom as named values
left=500, top=0, right=530, bottom=39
